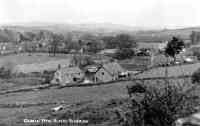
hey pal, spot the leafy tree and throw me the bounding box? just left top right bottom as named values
left=36, top=31, right=45, bottom=41
left=0, top=29, right=19, bottom=42
left=86, top=40, right=105, bottom=53
left=80, top=33, right=98, bottom=41
left=102, top=36, right=117, bottom=49
left=193, top=50, right=200, bottom=60
left=119, top=82, right=198, bottom=126
left=102, top=34, right=136, bottom=49
left=70, top=55, right=94, bottom=68
left=25, top=32, right=36, bottom=41
left=192, top=68, right=200, bottom=84
left=164, top=37, right=185, bottom=62
left=65, top=41, right=81, bottom=51
left=190, top=31, right=200, bottom=44
left=115, top=34, right=136, bottom=49
left=114, top=48, right=135, bottom=60
left=0, top=61, right=15, bottom=79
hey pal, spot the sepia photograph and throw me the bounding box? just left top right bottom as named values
left=0, top=0, right=200, bottom=125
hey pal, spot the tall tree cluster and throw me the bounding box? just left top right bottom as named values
left=49, top=33, right=64, bottom=56
left=164, top=36, right=185, bottom=62
left=190, top=31, right=200, bottom=44
left=102, top=34, right=136, bottom=49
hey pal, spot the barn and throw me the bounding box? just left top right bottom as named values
left=51, top=65, right=84, bottom=85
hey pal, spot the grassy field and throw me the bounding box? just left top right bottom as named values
left=120, top=56, right=151, bottom=71
left=0, top=53, right=199, bottom=125
left=0, top=53, right=66, bottom=66
left=135, top=62, right=200, bottom=78
left=0, top=78, right=196, bottom=125
left=0, top=53, right=72, bottom=73
left=0, top=53, right=111, bottom=73
left=0, top=78, right=196, bottom=126
left=0, top=81, right=132, bottom=125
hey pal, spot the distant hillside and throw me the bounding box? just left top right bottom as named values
left=0, top=23, right=200, bottom=42
left=1, top=23, right=159, bottom=34
left=135, top=27, right=200, bottom=42
left=0, top=27, right=54, bottom=42
left=0, top=29, right=20, bottom=42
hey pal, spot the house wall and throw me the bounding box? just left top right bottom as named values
left=94, top=68, right=113, bottom=82
left=51, top=70, right=62, bottom=84
left=61, top=73, right=72, bottom=84
left=61, top=72, right=84, bottom=84
left=52, top=69, right=84, bottom=85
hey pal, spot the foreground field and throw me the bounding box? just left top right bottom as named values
left=0, top=77, right=198, bottom=125
left=0, top=81, right=132, bottom=125
left=0, top=53, right=199, bottom=125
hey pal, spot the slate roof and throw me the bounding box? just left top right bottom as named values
left=102, top=62, right=125, bottom=76
left=85, top=64, right=101, bottom=73
left=60, top=66, right=83, bottom=75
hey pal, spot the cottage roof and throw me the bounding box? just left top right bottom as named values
left=85, top=64, right=101, bottom=73
left=60, top=66, right=83, bottom=74
left=102, top=62, right=125, bottom=75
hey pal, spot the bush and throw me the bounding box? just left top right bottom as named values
left=192, top=68, right=200, bottom=84
left=193, top=50, right=200, bottom=60
left=70, top=55, right=94, bottom=68
left=114, top=48, right=135, bottom=60
left=0, top=61, right=15, bottom=79
left=118, top=83, right=198, bottom=126
left=41, top=70, right=55, bottom=84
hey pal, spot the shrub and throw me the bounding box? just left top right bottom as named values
left=41, top=70, right=55, bottom=84
left=0, top=61, right=15, bottom=79
left=192, top=68, right=200, bottom=84
left=70, top=55, right=94, bottom=68
left=193, top=50, right=200, bottom=60
left=114, top=48, right=135, bottom=60
left=118, top=83, right=198, bottom=126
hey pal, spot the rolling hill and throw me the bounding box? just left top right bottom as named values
left=0, top=23, right=200, bottom=42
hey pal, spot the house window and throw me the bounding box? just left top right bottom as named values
left=102, top=72, right=104, bottom=75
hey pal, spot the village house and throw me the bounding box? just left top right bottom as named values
left=136, top=41, right=168, bottom=54
left=0, top=42, right=17, bottom=55
left=51, top=65, right=84, bottom=85
left=85, top=62, right=128, bottom=83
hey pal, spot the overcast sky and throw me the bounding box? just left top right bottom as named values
left=0, top=0, right=200, bottom=28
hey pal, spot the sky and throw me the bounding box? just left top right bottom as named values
left=0, top=0, right=200, bottom=28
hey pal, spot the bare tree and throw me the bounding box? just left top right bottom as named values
left=49, top=34, right=64, bottom=56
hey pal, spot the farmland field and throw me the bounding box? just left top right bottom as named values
left=0, top=78, right=197, bottom=126
left=0, top=53, right=69, bottom=66
left=0, top=81, right=132, bottom=125
left=0, top=53, right=199, bottom=125
left=0, top=53, right=73, bottom=73
left=120, top=56, right=151, bottom=71
left=135, top=62, right=200, bottom=78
